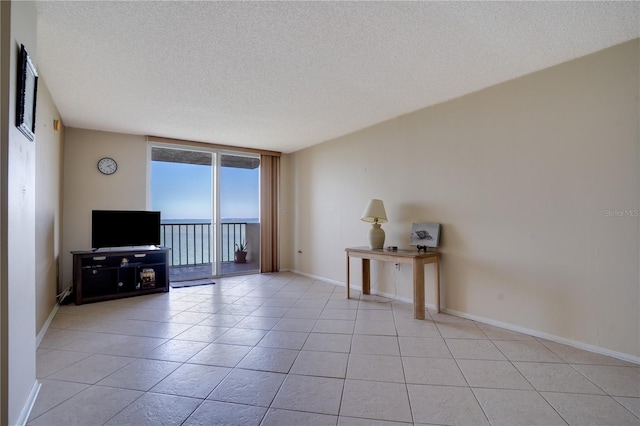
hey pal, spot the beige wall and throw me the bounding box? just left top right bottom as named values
left=1, top=1, right=39, bottom=423
left=35, top=78, right=64, bottom=336
left=61, top=128, right=148, bottom=287
left=288, top=40, right=639, bottom=360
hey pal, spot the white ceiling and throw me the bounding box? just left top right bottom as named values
left=35, top=1, right=639, bottom=153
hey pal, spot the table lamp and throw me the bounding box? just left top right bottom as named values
left=361, top=199, right=388, bottom=249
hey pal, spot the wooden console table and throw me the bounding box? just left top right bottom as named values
left=345, top=247, right=441, bottom=319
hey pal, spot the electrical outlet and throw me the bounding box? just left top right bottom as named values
left=395, top=263, right=400, bottom=270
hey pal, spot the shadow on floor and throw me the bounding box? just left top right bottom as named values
left=170, top=262, right=259, bottom=282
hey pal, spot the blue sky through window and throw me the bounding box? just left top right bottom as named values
left=151, top=160, right=259, bottom=222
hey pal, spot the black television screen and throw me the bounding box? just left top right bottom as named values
left=92, top=210, right=161, bottom=249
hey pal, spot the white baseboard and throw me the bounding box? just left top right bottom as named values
left=36, top=303, right=59, bottom=348
left=16, top=380, right=41, bottom=426
left=286, top=270, right=639, bottom=365
left=443, top=307, right=640, bottom=365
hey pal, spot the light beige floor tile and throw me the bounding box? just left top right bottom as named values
left=105, top=392, right=201, bottom=425
left=338, top=416, right=411, bottom=425
left=198, top=313, right=243, bottom=327
left=271, top=374, right=344, bottom=415
left=325, top=299, right=359, bottom=310
left=216, top=304, right=258, bottom=316
left=394, top=320, right=440, bottom=338
left=408, top=384, right=489, bottom=425
left=36, top=349, right=91, bottom=378
left=294, top=298, right=329, bottom=309
left=27, top=379, right=89, bottom=421
left=141, top=339, right=208, bottom=362
left=514, top=362, right=605, bottom=394
left=208, top=368, right=286, bottom=407
left=543, top=392, right=640, bottom=426
left=257, top=330, right=309, bottom=350
left=353, top=319, right=397, bottom=336
left=358, top=295, right=393, bottom=310
left=263, top=408, right=338, bottom=426
left=284, top=307, right=324, bottom=319
left=97, top=358, right=181, bottom=391
left=89, top=319, right=192, bottom=339
left=213, top=328, right=267, bottom=346
left=458, top=359, right=533, bottom=390
left=184, top=400, right=267, bottom=426
left=248, top=306, right=290, bottom=318
left=290, top=350, right=348, bottom=378
left=398, top=336, right=452, bottom=358
left=446, top=338, right=506, bottom=360
left=492, top=340, right=564, bottom=363
left=303, top=333, right=353, bottom=353
left=539, top=341, right=630, bottom=366
left=28, top=385, right=143, bottom=426
left=61, top=334, right=168, bottom=357
left=168, top=311, right=212, bottom=325
left=313, top=319, right=356, bottom=334
left=235, top=315, right=280, bottom=330
left=340, top=380, right=412, bottom=423
left=571, top=364, right=640, bottom=397
left=351, top=335, right=399, bottom=356
left=151, top=363, right=231, bottom=398
left=174, top=325, right=230, bottom=342
left=475, top=322, right=534, bottom=340
left=236, top=346, right=299, bottom=373
left=473, top=388, right=566, bottom=426
left=48, top=354, right=135, bottom=384
left=347, top=354, right=405, bottom=383
left=262, top=297, right=298, bottom=308
left=356, top=309, right=394, bottom=321
left=434, top=321, right=486, bottom=339
left=320, top=308, right=358, bottom=320
left=187, top=342, right=252, bottom=367
left=38, top=329, right=95, bottom=349
left=273, top=317, right=317, bottom=332
left=614, top=396, right=640, bottom=418
left=402, top=357, right=467, bottom=386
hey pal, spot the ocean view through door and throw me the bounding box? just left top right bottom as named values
left=150, top=146, right=260, bottom=281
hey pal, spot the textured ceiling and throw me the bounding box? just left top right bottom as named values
left=35, top=1, right=639, bottom=153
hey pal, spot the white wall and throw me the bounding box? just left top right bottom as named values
left=61, top=128, right=148, bottom=288
left=0, top=1, right=39, bottom=423
left=287, top=40, right=639, bottom=359
left=35, top=78, right=64, bottom=335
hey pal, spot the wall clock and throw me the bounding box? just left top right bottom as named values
left=97, top=157, right=118, bottom=175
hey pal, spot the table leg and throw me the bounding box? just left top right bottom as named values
left=346, top=253, right=350, bottom=299
left=413, top=259, right=425, bottom=319
left=362, top=258, right=370, bottom=295
left=435, top=256, right=440, bottom=313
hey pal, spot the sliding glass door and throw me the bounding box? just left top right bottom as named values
left=219, top=153, right=260, bottom=275
left=150, top=145, right=260, bottom=280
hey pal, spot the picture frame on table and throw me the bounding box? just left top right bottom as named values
left=410, top=222, right=441, bottom=248
left=16, top=44, right=38, bottom=141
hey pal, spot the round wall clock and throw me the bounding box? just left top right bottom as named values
left=97, top=157, right=118, bottom=175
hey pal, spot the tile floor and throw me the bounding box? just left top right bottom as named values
left=30, top=272, right=640, bottom=425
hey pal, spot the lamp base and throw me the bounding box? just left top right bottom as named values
left=368, top=223, right=385, bottom=249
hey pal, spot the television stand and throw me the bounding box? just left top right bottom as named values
left=72, top=246, right=170, bottom=305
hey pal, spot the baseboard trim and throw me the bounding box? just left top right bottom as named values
left=286, top=270, right=639, bottom=365
left=16, top=380, right=41, bottom=426
left=36, top=303, right=59, bottom=348
left=442, top=307, right=640, bottom=365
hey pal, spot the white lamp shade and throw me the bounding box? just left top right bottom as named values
left=361, top=199, right=388, bottom=223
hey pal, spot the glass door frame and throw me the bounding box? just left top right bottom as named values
left=148, top=142, right=260, bottom=279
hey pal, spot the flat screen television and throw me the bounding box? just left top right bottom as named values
left=92, top=210, right=161, bottom=249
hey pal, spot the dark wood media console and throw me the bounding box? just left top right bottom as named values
left=72, top=246, right=170, bottom=305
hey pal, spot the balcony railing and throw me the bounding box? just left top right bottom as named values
left=160, top=222, right=248, bottom=266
